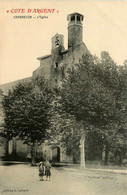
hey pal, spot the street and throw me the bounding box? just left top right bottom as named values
left=0, top=163, right=127, bottom=195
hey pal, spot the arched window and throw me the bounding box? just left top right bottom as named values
left=71, top=15, right=75, bottom=21
left=55, top=36, right=59, bottom=47
left=77, top=15, right=80, bottom=21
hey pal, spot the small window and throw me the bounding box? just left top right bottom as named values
left=71, top=15, right=75, bottom=21
left=55, top=36, right=59, bottom=47
left=77, top=15, right=80, bottom=21
left=56, top=62, right=58, bottom=68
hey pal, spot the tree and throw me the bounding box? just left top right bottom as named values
left=2, top=76, right=55, bottom=165
left=110, top=62, right=127, bottom=164
left=58, top=52, right=127, bottom=165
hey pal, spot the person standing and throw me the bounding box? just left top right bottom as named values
left=38, top=162, right=45, bottom=181
left=45, top=160, right=51, bottom=181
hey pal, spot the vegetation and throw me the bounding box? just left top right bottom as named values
left=2, top=76, right=55, bottom=165
left=57, top=52, right=127, bottom=165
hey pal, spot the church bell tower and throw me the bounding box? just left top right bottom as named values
left=67, top=12, right=84, bottom=48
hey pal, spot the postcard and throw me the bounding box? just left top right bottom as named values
left=0, top=1, right=127, bottom=195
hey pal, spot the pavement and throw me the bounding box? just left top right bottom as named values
left=0, top=162, right=127, bottom=195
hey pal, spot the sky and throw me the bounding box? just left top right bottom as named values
left=0, top=1, right=127, bottom=84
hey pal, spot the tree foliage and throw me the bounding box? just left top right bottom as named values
left=2, top=76, right=55, bottom=163
left=58, top=52, right=127, bottom=164
left=2, top=76, right=55, bottom=144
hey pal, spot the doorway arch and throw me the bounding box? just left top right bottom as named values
left=51, top=146, right=60, bottom=163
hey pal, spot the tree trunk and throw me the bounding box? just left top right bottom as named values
left=119, top=153, right=122, bottom=165
left=5, top=139, right=9, bottom=156
left=80, top=134, right=85, bottom=168
left=104, top=144, right=109, bottom=165
left=31, top=143, right=36, bottom=166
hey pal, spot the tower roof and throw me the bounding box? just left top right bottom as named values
left=51, top=33, right=64, bottom=40
left=67, top=12, right=84, bottom=21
